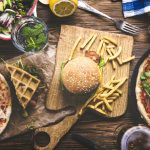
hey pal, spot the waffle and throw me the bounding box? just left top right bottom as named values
left=6, top=64, right=40, bottom=109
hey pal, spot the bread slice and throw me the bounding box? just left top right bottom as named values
left=6, top=64, right=40, bottom=109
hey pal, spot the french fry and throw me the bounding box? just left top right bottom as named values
left=96, top=40, right=103, bottom=54
left=112, top=60, right=117, bottom=70
left=111, top=74, right=116, bottom=81
left=85, top=33, right=97, bottom=51
left=87, top=105, right=95, bottom=109
left=95, top=108, right=107, bottom=115
left=68, top=36, right=82, bottom=61
left=107, top=96, right=118, bottom=100
left=80, top=75, right=127, bottom=116
left=102, top=97, right=112, bottom=111
left=88, top=105, right=107, bottom=115
left=122, top=56, right=135, bottom=64
left=104, top=74, right=116, bottom=87
left=109, top=46, right=122, bottom=60
left=102, top=104, right=105, bottom=111
left=80, top=34, right=94, bottom=49
left=103, top=85, right=122, bottom=95
left=106, top=48, right=117, bottom=70
left=103, top=39, right=110, bottom=45
left=108, top=100, right=113, bottom=103
left=100, top=42, right=106, bottom=57
left=110, top=48, right=122, bottom=65
left=103, top=89, right=111, bottom=95
left=107, top=45, right=115, bottom=49
left=100, top=77, right=127, bottom=98
left=116, top=89, right=122, bottom=95
left=111, top=93, right=120, bottom=97
left=104, top=57, right=109, bottom=64
left=104, top=37, right=117, bottom=46
left=112, top=79, right=121, bottom=84
left=95, top=101, right=103, bottom=108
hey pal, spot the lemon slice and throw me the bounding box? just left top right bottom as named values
left=49, top=0, right=78, bottom=17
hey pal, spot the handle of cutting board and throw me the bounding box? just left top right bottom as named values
left=34, top=129, right=51, bottom=150
left=34, top=114, right=78, bottom=150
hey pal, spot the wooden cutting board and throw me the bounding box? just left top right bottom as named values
left=35, top=25, right=133, bottom=150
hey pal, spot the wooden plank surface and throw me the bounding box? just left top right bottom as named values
left=35, top=25, right=133, bottom=150
left=0, top=0, right=150, bottom=150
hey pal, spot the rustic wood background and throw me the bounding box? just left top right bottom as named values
left=0, top=0, right=150, bottom=149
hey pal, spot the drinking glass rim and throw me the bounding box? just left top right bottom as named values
left=11, top=16, right=48, bottom=53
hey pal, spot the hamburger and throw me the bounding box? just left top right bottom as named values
left=61, top=56, right=100, bottom=94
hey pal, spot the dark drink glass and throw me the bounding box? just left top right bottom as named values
left=120, top=125, right=150, bottom=150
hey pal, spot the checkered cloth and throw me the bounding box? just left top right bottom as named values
left=122, top=0, right=150, bottom=18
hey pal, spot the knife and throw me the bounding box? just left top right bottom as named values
left=72, top=133, right=101, bottom=150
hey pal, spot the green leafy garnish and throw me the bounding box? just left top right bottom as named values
left=144, top=71, right=150, bottom=78
left=140, top=71, right=150, bottom=98
left=145, top=88, right=150, bottom=98
left=21, top=24, right=47, bottom=52
left=99, top=58, right=105, bottom=69
left=0, top=26, right=9, bottom=33
left=22, top=110, right=29, bottom=118
left=143, top=81, right=149, bottom=88
left=140, top=75, right=146, bottom=80
left=60, top=61, right=68, bottom=91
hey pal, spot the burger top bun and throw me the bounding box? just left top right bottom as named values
left=62, top=56, right=100, bottom=94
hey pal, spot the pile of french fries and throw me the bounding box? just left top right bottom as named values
left=79, top=75, right=127, bottom=116
left=78, top=33, right=135, bottom=70
left=87, top=76, right=127, bottom=115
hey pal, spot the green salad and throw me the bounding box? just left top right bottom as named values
left=0, top=0, right=34, bottom=35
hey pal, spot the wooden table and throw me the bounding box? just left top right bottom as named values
left=0, top=0, right=150, bottom=149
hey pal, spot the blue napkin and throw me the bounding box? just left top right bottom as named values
left=122, top=0, right=150, bottom=18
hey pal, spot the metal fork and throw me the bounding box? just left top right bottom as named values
left=78, top=0, right=141, bottom=35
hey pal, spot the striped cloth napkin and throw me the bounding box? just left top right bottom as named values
left=122, top=0, right=150, bottom=18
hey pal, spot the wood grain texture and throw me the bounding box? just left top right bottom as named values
left=0, top=0, right=150, bottom=150
left=35, top=25, right=133, bottom=150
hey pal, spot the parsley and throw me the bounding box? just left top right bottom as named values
left=21, top=23, right=47, bottom=52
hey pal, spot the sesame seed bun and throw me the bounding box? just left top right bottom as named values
left=62, top=56, right=100, bottom=94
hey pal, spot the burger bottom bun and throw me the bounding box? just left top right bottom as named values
left=62, top=56, right=100, bottom=94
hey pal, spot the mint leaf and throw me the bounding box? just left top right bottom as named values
left=21, top=23, right=46, bottom=51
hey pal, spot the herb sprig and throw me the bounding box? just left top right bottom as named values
left=21, top=24, right=47, bottom=52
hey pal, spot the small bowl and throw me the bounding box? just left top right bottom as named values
left=11, top=16, right=48, bottom=53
